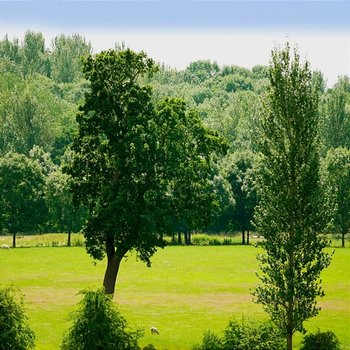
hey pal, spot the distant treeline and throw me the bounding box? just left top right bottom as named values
left=0, top=31, right=349, bottom=245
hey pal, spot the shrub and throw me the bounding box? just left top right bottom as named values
left=300, top=330, right=341, bottom=350
left=193, top=330, right=223, bottom=350
left=0, top=285, right=35, bottom=350
left=222, top=319, right=285, bottom=350
left=143, top=345, right=157, bottom=350
left=61, top=289, right=142, bottom=350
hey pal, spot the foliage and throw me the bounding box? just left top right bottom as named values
left=193, top=330, right=223, bottom=350
left=253, top=44, right=332, bottom=349
left=222, top=151, right=259, bottom=243
left=22, top=31, right=50, bottom=77
left=142, top=345, right=157, bottom=350
left=321, top=147, right=350, bottom=247
left=300, top=330, right=341, bottom=350
left=65, top=48, right=225, bottom=294
left=0, top=152, right=47, bottom=241
left=320, top=76, right=350, bottom=151
left=193, top=320, right=285, bottom=350
left=51, top=34, right=92, bottom=83
left=44, top=167, right=86, bottom=234
left=0, top=285, right=35, bottom=350
left=222, top=319, right=285, bottom=350
left=61, top=289, right=142, bottom=350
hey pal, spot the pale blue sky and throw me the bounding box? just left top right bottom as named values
left=0, top=1, right=349, bottom=86
left=1, top=1, right=350, bottom=30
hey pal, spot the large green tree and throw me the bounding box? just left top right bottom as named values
left=0, top=152, right=47, bottom=247
left=322, top=147, right=350, bottom=247
left=254, top=44, right=331, bottom=350
left=66, top=49, right=225, bottom=295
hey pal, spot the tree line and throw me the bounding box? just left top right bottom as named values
left=0, top=31, right=348, bottom=248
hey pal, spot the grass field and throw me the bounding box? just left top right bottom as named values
left=0, top=244, right=349, bottom=349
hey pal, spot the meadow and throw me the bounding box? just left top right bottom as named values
left=0, top=237, right=349, bottom=349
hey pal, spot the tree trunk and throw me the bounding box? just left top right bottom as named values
left=103, top=253, right=123, bottom=296
left=342, top=231, right=345, bottom=248
left=12, top=232, right=16, bottom=248
left=241, top=229, right=245, bottom=245
left=103, top=236, right=126, bottom=296
left=67, top=230, right=71, bottom=247
left=247, top=230, right=250, bottom=245
left=188, top=230, right=191, bottom=245
left=184, top=231, right=188, bottom=245
left=287, top=332, right=292, bottom=350
left=178, top=232, right=182, bottom=245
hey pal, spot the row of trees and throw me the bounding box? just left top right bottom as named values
left=0, top=31, right=349, bottom=246
left=0, top=147, right=85, bottom=247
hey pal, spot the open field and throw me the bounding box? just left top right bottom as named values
left=0, top=244, right=349, bottom=349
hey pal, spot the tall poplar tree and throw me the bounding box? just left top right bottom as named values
left=254, top=44, right=332, bottom=350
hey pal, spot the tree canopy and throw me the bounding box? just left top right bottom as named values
left=65, top=48, right=226, bottom=295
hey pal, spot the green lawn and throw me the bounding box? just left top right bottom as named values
left=0, top=245, right=349, bottom=349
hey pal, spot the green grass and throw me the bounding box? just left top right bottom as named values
left=0, top=245, right=349, bottom=349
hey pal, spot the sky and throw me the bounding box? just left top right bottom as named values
left=0, top=1, right=349, bottom=87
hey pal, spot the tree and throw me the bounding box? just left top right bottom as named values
left=320, top=76, right=350, bottom=151
left=184, top=60, right=219, bottom=84
left=253, top=44, right=332, bottom=350
left=51, top=33, right=92, bottom=83
left=223, top=150, right=259, bottom=244
left=0, top=152, right=47, bottom=246
left=45, top=168, right=85, bottom=245
left=65, top=49, right=225, bottom=295
left=0, top=35, right=22, bottom=65
left=22, top=31, right=50, bottom=77
left=0, top=73, right=65, bottom=155
left=0, top=286, right=35, bottom=350
left=322, top=147, right=350, bottom=247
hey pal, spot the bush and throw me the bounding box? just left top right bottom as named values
left=193, top=330, right=223, bottom=350
left=194, top=319, right=285, bottom=350
left=143, top=345, right=157, bottom=350
left=223, top=319, right=285, bottom=350
left=0, top=285, right=35, bottom=350
left=300, top=330, right=341, bottom=350
left=61, top=289, right=142, bottom=350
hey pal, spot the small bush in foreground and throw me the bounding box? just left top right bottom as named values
left=300, top=330, right=341, bottom=350
left=223, top=319, right=285, bottom=350
left=0, top=285, right=35, bottom=350
left=143, top=344, right=157, bottom=350
left=193, top=330, right=223, bottom=350
left=193, top=319, right=285, bottom=350
left=61, top=289, right=142, bottom=350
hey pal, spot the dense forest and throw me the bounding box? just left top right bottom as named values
left=0, top=31, right=349, bottom=246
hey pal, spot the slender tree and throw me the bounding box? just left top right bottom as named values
left=253, top=44, right=332, bottom=350
left=65, top=49, right=225, bottom=296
